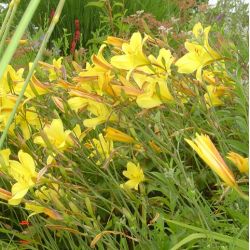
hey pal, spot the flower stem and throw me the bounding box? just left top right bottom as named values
left=233, top=185, right=249, bottom=201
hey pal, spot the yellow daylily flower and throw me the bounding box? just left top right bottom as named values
left=148, top=48, right=174, bottom=74
left=133, top=48, right=174, bottom=87
left=89, top=133, right=114, bottom=165
left=50, top=57, right=63, bottom=81
left=111, top=32, right=149, bottom=71
left=73, top=45, right=113, bottom=96
left=7, top=65, right=24, bottom=85
left=105, top=127, right=135, bottom=143
left=15, top=74, right=50, bottom=98
left=136, top=79, right=174, bottom=109
left=227, top=152, right=249, bottom=174
left=84, top=100, right=117, bottom=128
left=202, top=70, right=217, bottom=85
left=34, top=118, right=72, bottom=151
left=0, top=65, right=24, bottom=93
left=128, top=48, right=174, bottom=109
left=175, top=22, right=221, bottom=81
left=91, top=44, right=113, bottom=72
left=8, top=150, right=38, bottom=205
left=39, top=57, right=63, bottom=82
left=204, top=85, right=230, bottom=108
left=185, top=133, right=236, bottom=187
left=121, top=161, right=145, bottom=190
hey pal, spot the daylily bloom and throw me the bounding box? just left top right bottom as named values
left=0, top=65, right=24, bottom=93
left=84, top=100, right=117, bottom=128
left=204, top=85, right=231, bottom=108
left=7, top=65, right=24, bottom=86
left=136, top=79, right=174, bottom=109
left=8, top=150, right=38, bottom=205
left=148, top=48, right=174, bottom=74
left=132, top=48, right=174, bottom=108
left=39, top=57, right=63, bottom=82
left=121, top=161, right=145, bottom=190
left=105, top=127, right=135, bottom=143
left=175, top=22, right=221, bottom=81
left=89, top=133, right=114, bottom=165
left=185, top=133, right=236, bottom=187
left=111, top=32, right=149, bottom=71
left=14, top=74, right=50, bottom=99
left=34, top=118, right=72, bottom=151
left=227, top=152, right=249, bottom=174
left=202, top=70, right=217, bottom=85
left=73, top=45, right=113, bottom=95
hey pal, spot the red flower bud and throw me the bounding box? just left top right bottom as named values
left=70, top=40, right=77, bottom=54
left=19, top=220, right=30, bottom=226
left=50, top=8, right=55, bottom=20
left=75, top=19, right=80, bottom=31
left=19, top=240, right=30, bottom=245
left=74, top=30, right=81, bottom=41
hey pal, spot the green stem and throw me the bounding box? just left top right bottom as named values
left=170, top=233, right=207, bottom=250
left=0, top=1, right=13, bottom=40
left=234, top=185, right=249, bottom=201
left=0, top=0, right=65, bottom=150
left=0, top=1, right=19, bottom=57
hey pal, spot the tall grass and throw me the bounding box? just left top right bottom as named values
left=9, top=0, right=181, bottom=49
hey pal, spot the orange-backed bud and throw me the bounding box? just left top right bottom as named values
left=185, top=133, right=237, bottom=187
left=44, top=208, right=63, bottom=220
left=149, top=140, right=162, bottom=153
left=52, top=96, right=65, bottom=113
left=105, top=127, right=135, bottom=143
left=106, top=36, right=127, bottom=48
left=0, top=188, right=12, bottom=201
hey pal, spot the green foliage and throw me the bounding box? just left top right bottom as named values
left=11, top=0, right=182, bottom=54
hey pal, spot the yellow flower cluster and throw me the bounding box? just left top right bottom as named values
left=0, top=22, right=248, bottom=218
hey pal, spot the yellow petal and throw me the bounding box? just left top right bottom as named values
left=227, top=152, right=249, bottom=174
left=175, top=51, right=202, bottom=74
left=18, top=150, right=36, bottom=176
left=9, top=182, right=29, bottom=205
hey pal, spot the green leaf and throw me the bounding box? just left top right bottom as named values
left=85, top=1, right=105, bottom=8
